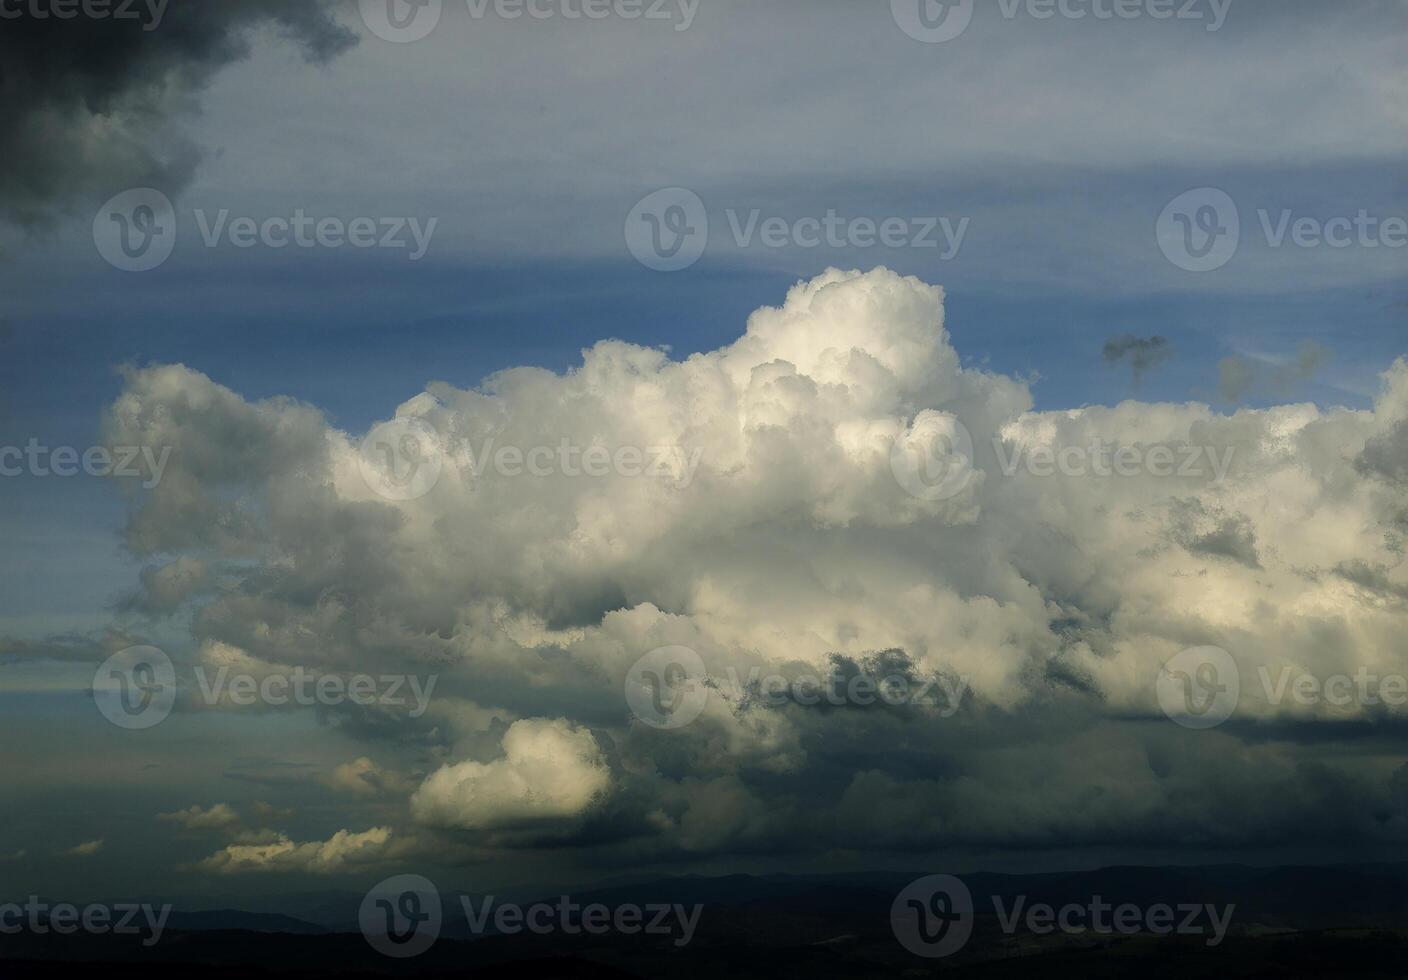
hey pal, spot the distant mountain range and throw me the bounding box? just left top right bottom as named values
left=4, top=864, right=1405, bottom=978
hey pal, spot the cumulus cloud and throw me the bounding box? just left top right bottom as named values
left=93, top=267, right=1408, bottom=861
left=412, top=719, right=612, bottom=832
left=158, top=803, right=241, bottom=832
left=64, top=839, right=104, bottom=857
left=194, top=827, right=393, bottom=875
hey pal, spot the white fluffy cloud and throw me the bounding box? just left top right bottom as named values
left=195, top=827, right=393, bottom=875
left=101, top=267, right=1408, bottom=859
left=412, top=718, right=612, bottom=831
left=159, top=803, right=241, bottom=832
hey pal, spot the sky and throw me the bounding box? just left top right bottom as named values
left=0, top=0, right=1405, bottom=904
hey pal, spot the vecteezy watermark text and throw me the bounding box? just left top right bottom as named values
left=460, top=894, right=702, bottom=946
left=891, top=874, right=1234, bottom=958
left=359, top=874, right=702, bottom=958
left=93, top=646, right=438, bottom=730
left=0, top=0, right=167, bottom=29
left=94, top=189, right=438, bottom=271
left=356, top=416, right=704, bottom=501
left=0, top=440, right=171, bottom=487
left=888, top=414, right=1237, bottom=503
left=625, top=188, right=968, bottom=271
left=0, top=898, right=172, bottom=947
left=194, top=666, right=437, bottom=717
left=994, top=438, right=1235, bottom=482
left=1158, top=187, right=1406, bottom=272
left=1158, top=645, right=1408, bottom=729
left=624, top=646, right=969, bottom=729
left=193, top=209, right=437, bottom=260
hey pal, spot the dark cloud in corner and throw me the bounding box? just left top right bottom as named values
left=1102, top=334, right=1170, bottom=386
left=0, top=0, right=356, bottom=228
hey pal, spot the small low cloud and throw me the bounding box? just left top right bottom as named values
left=1103, top=334, right=1171, bottom=386
left=158, top=803, right=242, bottom=832
left=323, top=757, right=413, bottom=798
left=194, top=827, right=393, bottom=875
left=64, top=839, right=104, bottom=858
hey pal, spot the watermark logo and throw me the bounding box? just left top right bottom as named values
left=1154, top=187, right=1408, bottom=270
left=93, top=188, right=176, bottom=272
left=890, top=413, right=975, bottom=501
left=1157, top=187, right=1239, bottom=272
left=460, top=895, right=702, bottom=945
left=192, top=209, right=437, bottom=259
left=625, top=645, right=710, bottom=729
left=93, top=646, right=177, bottom=730
left=891, top=0, right=973, bottom=43
left=1157, top=645, right=1239, bottom=729
left=626, top=189, right=968, bottom=271
left=892, top=875, right=1236, bottom=956
left=360, top=874, right=442, bottom=958
left=358, top=418, right=446, bottom=501
left=1158, top=190, right=1404, bottom=271
left=360, top=0, right=443, bottom=42
left=195, top=666, right=437, bottom=717
left=891, top=874, right=974, bottom=958
left=625, top=187, right=708, bottom=271
left=94, top=191, right=437, bottom=271
left=95, top=648, right=436, bottom=728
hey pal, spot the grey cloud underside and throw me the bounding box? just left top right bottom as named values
left=0, top=0, right=354, bottom=227
left=1218, top=342, right=1332, bottom=405
left=55, top=268, right=1408, bottom=866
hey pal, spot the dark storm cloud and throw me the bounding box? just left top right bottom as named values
left=0, top=0, right=355, bottom=226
